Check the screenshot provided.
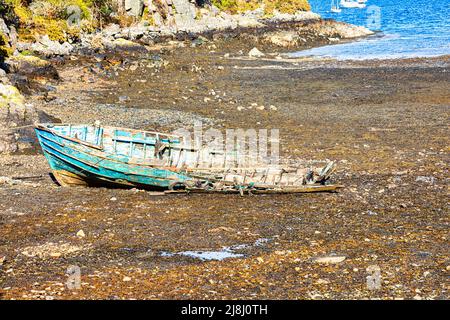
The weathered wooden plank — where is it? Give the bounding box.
[35,124,340,193]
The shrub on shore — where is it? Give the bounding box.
[4,0,115,42]
[211,0,311,15]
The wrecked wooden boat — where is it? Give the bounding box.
[34,124,341,194]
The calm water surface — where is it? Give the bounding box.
[291,0,450,60]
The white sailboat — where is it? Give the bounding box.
[340,0,366,8]
[331,0,342,13]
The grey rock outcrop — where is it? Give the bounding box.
[0,17,18,59]
[125,0,145,17]
[30,35,74,56]
[17,35,74,56]
[104,38,148,53]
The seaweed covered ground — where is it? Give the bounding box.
[0,40,448,299]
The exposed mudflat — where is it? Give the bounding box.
[0,40,449,299]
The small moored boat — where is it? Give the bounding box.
[331,0,342,13]
[340,0,366,8]
[35,124,341,194]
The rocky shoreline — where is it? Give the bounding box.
[0,7,373,154]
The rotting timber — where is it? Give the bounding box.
[35,124,340,194]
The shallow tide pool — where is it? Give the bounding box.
[160,238,271,261]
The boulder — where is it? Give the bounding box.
[0,84,39,154]
[121,25,149,40]
[236,16,264,28]
[172,0,197,19]
[105,38,148,53]
[313,20,374,39]
[6,54,59,81]
[102,23,121,38]
[263,31,300,47]
[27,35,74,56]
[0,18,13,61]
[248,47,265,58]
[0,19,8,36]
[0,83,24,106]
[125,0,144,17]
[267,10,321,23]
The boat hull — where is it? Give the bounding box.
[35,126,192,189]
[35,124,341,193]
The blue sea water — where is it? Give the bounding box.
[291,0,450,60]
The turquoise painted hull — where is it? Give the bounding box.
[35,124,340,193]
[35,124,193,189]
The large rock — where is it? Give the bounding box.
[263,31,301,47]
[102,23,121,38]
[172,0,197,19]
[248,47,265,58]
[0,84,38,154]
[0,18,14,61]
[310,20,374,39]
[267,10,321,23]
[0,19,8,36]
[125,0,144,17]
[104,38,148,53]
[171,0,199,31]
[24,35,74,56]
[6,54,59,81]
[328,21,374,38]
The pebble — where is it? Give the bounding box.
[76,229,86,238]
[123,276,131,282]
[415,176,435,184]
[110,197,117,201]
[313,255,346,264]
[49,252,62,258]
[316,279,330,285]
